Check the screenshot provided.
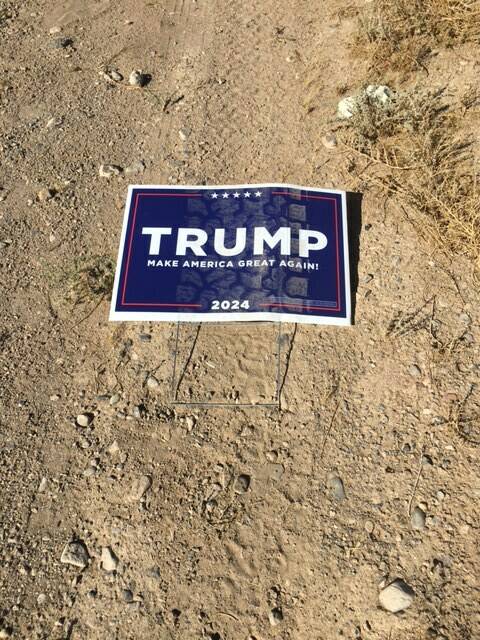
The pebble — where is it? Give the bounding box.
[131,474,152,500]
[37,593,47,606]
[379,579,414,613]
[37,187,55,202]
[234,474,251,494]
[108,69,123,82]
[327,474,346,500]
[139,333,151,342]
[50,36,73,49]
[125,160,146,175]
[146,375,159,390]
[178,128,189,141]
[60,540,89,568]
[321,132,337,149]
[99,164,123,178]
[76,413,93,427]
[49,26,62,34]
[109,393,121,406]
[408,364,422,377]
[0,629,11,639]
[122,588,133,603]
[459,313,471,325]
[411,506,426,530]
[129,70,148,87]
[101,546,119,572]
[38,477,48,493]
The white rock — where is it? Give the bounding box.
[125,160,146,175]
[379,579,414,613]
[49,26,62,34]
[99,164,122,178]
[337,95,358,119]
[60,541,89,568]
[109,69,123,82]
[131,475,152,500]
[178,128,189,141]
[129,70,147,87]
[101,546,119,572]
[365,84,392,105]
[38,477,48,493]
[146,376,159,390]
[76,413,93,427]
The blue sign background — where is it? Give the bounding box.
[110,184,351,325]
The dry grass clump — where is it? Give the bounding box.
[65,255,115,307]
[340,88,480,265]
[358,0,480,74]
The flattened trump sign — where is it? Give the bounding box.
[110,184,351,325]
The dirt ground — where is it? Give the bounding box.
[1,0,479,639]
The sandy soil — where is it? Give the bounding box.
[1,1,479,639]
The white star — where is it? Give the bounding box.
[233,192,240,198]
[211,192,218,199]
[254,190,262,197]
[244,191,251,198]
[222,192,229,199]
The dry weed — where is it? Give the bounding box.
[65,255,115,307]
[357,0,480,75]
[339,88,480,265]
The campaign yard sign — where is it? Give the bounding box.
[110,184,351,325]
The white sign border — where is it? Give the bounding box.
[109,183,351,326]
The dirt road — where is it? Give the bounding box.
[1,1,479,638]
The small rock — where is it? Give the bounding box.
[269,607,283,626]
[234,474,251,494]
[337,95,358,119]
[49,26,62,34]
[365,84,392,105]
[109,393,121,406]
[76,413,93,427]
[459,312,471,325]
[122,588,133,603]
[411,506,426,530]
[107,69,123,82]
[125,160,146,175]
[131,474,152,500]
[107,440,120,455]
[37,593,47,606]
[60,540,89,568]
[38,477,48,493]
[99,164,122,178]
[101,546,119,572]
[146,375,159,390]
[321,132,337,149]
[379,579,415,613]
[50,36,73,49]
[129,70,148,87]
[408,364,422,377]
[178,128,189,141]
[327,474,346,500]
[337,84,392,119]
[37,187,55,202]
[0,628,12,639]
[139,333,151,342]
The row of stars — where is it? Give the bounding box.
[210,190,263,199]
